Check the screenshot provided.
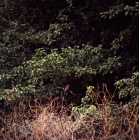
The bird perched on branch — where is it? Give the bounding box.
[57,84,76,95]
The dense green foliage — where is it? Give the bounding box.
[0,0,139,105]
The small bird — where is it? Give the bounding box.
[64,84,70,92]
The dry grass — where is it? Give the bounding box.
[0,93,139,140]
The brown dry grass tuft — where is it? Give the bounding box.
[0,92,139,140]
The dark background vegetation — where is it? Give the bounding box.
[0,0,139,108]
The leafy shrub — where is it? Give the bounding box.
[0,0,139,106]
[115,72,139,104]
